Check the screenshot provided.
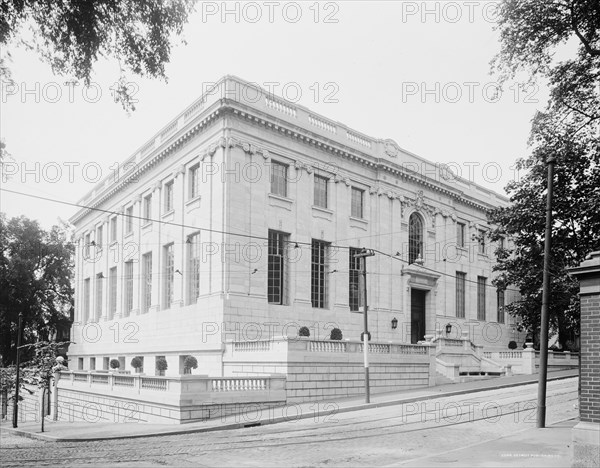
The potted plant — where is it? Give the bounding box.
[508,340,517,350]
[109,359,120,371]
[156,357,168,376]
[298,326,310,337]
[330,328,343,340]
[183,355,198,375]
[131,356,144,374]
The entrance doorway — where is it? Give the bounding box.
[411,289,426,344]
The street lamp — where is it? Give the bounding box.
[391,317,398,330]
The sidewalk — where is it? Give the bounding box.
[1,369,578,442]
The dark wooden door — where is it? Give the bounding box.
[411,289,426,344]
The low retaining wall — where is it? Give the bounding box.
[483,346,579,374]
[223,337,435,402]
[55,372,286,424]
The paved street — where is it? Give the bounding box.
[0,378,578,467]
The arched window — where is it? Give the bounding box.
[409,212,424,264]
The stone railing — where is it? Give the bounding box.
[482,345,579,374]
[58,371,286,407]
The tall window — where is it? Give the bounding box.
[477,276,487,320]
[314,175,328,208]
[457,222,466,248]
[108,267,117,319]
[409,213,424,264]
[142,252,153,313]
[478,229,486,254]
[311,240,329,308]
[187,233,201,304]
[95,273,103,321]
[84,233,91,258]
[110,217,117,243]
[96,225,103,252]
[268,230,288,304]
[499,236,505,250]
[271,161,288,197]
[497,289,505,323]
[125,206,133,234]
[189,164,200,199]
[143,194,152,223]
[83,278,90,322]
[163,243,174,309]
[349,247,363,311]
[124,261,134,315]
[351,187,364,218]
[456,272,466,318]
[164,180,174,212]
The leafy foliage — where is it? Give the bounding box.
[109,359,120,369]
[330,328,343,341]
[298,326,310,337]
[508,340,518,350]
[0,214,74,366]
[131,356,144,370]
[489,0,600,348]
[156,357,168,372]
[183,355,197,370]
[1,0,195,111]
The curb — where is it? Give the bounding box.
[2,371,578,442]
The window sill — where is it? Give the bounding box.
[349,216,368,230]
[162,209,175,218]
[124,231,134,239]
[312,205,333,220]
[268,193,294,211]
[141,221,152,229]
[186,196,201,206]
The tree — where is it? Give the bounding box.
[0,214,74,366]
[489,0,600,349]
[1,0,195,111]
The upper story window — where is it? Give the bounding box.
[351,187,364,218]
[478,229,486,254]
[268,230,289,305]
[314,175,328,209]
[477,276,487,320]
[189,164,200,199]
[270,161,288,197]
[164,180,174,212]
[110,216,117,243]
[96,225,103,252]
[311,239,329,309]
[187,232,201,305]
[456,222,466,248]
[408,212,424,264]
[125,206,133,234]
[349,247,363,312]
[84,233,91,258]
[143,194,152,223]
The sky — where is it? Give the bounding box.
[0,1,549,229]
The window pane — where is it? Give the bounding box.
[124,261,133,315]
[314,175,328,208]
[187,233,201,304]
[497,289,505,323]
[456,272,466,318]
[95,273,103,321]
[165,181,174,212]
[457,223,465,248]
[409,213,424,264]
[142,252,152,313]
[109,266,117,319]
[351,188,363,218]
[163,244,174,309]
[126,206,133,233]
[190,166,199,199]
[349,248,363,311]
[477,276,486,320]
[268,230,288,304]
[311,240,328,308]
[271,162,287,197]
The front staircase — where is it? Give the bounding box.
[432,333,509,384]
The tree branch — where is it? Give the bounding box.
[570,0,600,56]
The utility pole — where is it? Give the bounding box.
[12,312,23,428]
[355,248,375,404]
[537,155,556,428]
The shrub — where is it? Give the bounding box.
[156,357,168,372]
[330,328,343,340]
[131,356,144,371]
[109,359,120,369]
[298,326,310,337]
[565,340,580,353]
[183,355,198,372]
[360,331,371,342]
[508,340,517,350]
